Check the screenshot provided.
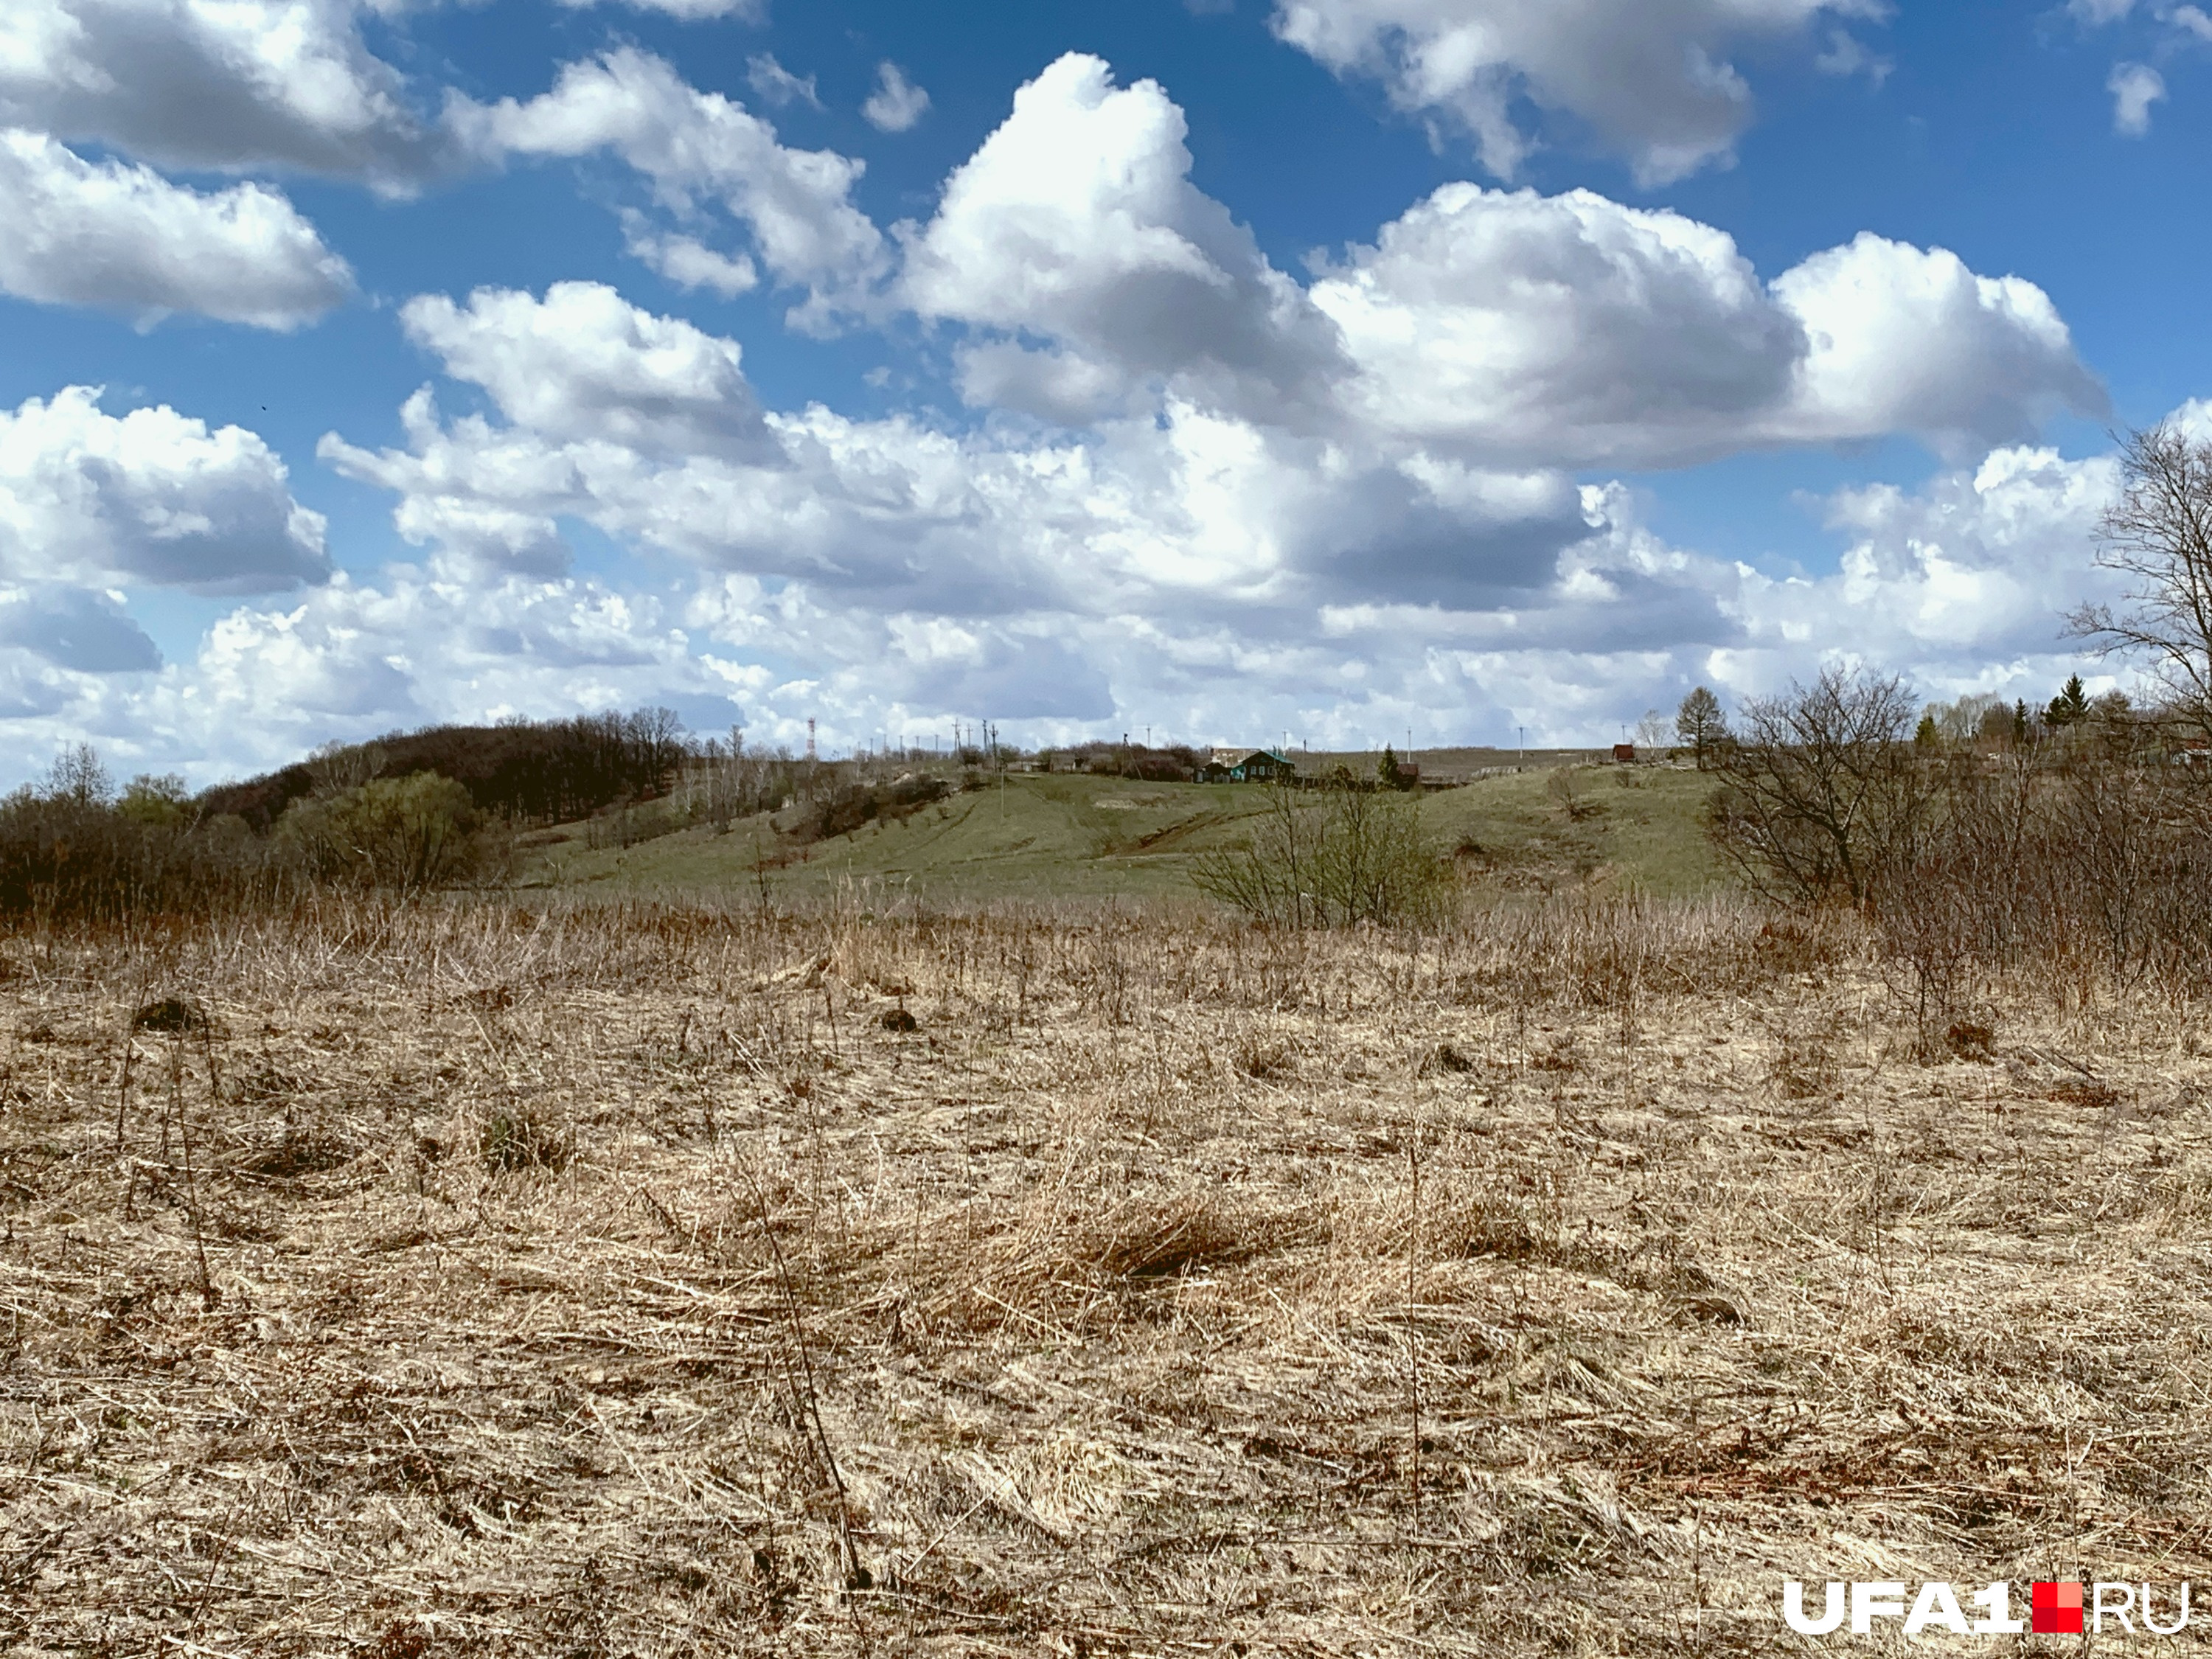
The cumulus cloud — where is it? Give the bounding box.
[451,48,889,327]
[0,386,331,594]
[862,62,931,133]
[1768,233,2105,453]
[0,38,2128,774]
[1268,0,1887,183]
[900,55,1349,425]
[894,62,2095,462]
[398,282,771,459]
[0,128,350,326]
[2108,60,2166,133]
[0,0,446,186]
[1312,184,1801,466]
[320,278,1593,633]
[1310,188,2101,466]
[1707,444,2126,701]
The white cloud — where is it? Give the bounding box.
[862,62,930,133]
[398,282,771,460]
[0,386,330,594]
[1767,234,2104,455]
[900,55,1347,425]
[1312,184,1800,466]
[2108,60,2166,133]
[1268,0,1887,184]
[288,261,2146,767]
[624,222,760,296]
[1703,444,2126,703]
[1312,189,2102,466]
[13,414,2144,777]
[746,53,821,111]
[321,282,1586,624]
[894,61,2094,462]
[451,48,889,329]
[0,128,349,326]
[0,0,445,186]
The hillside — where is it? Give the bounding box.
[526,762,1728,904]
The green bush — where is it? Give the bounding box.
[279,772,498,892]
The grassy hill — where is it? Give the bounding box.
[525,761,1728,905]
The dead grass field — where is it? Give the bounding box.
[3,896,2211,1655]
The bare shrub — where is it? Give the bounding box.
[1193,778,1448,927]
[1862,731,2212,1006]
[1708,665,1931,906]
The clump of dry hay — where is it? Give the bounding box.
[0,891,2208,1655]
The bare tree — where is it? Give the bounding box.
[1707,667,1928,905]
[2070,422,2212,742]
[1673,687,1728,769]
[305,739,388,799]
[45,743,112,807]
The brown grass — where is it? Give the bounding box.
[2,894,2211,1654]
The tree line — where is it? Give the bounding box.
[200,709,690,831]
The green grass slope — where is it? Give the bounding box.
[526,763,1728,905]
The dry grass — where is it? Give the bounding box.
[3,894,2211,1654]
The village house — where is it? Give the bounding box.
[1202,748,1298,784]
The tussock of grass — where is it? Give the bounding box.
[1,892,2208,1653]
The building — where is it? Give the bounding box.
[1203,748,1297,783]
[1613,742,1636,764]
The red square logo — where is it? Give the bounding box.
[2032,1582,2084,1635]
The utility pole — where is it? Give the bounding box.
[806,717,816,762]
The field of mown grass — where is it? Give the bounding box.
[530,763,1728,905]
[4,895,2209,1654]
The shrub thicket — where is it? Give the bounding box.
[1192,777,1447,928]
[277,772,502,893]
[1705,669,2212,1036]
[0,748,271,923]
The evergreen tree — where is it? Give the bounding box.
[1674,686,1729,770]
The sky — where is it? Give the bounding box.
[1,0,2208,783]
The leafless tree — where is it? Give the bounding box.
[2070,422,2212,742]
[1707,667,1928,905]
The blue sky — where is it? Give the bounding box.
[0,0,2205,780]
